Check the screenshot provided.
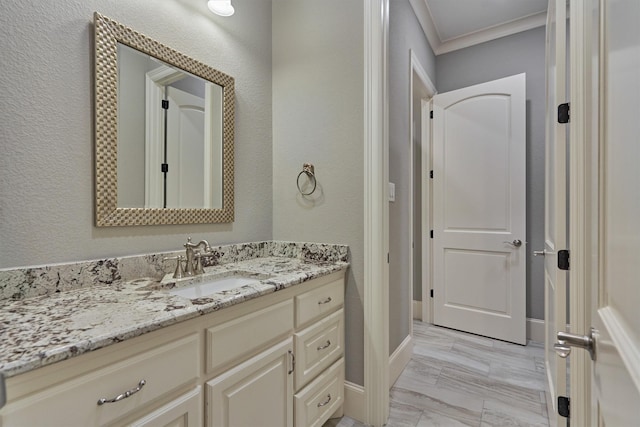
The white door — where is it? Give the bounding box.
[432,73,527,345]
[207,338,294,427]
[543,0,569,424]
[166,86,206,209]
[578,0,640,424]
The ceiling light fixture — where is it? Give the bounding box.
[208,0,235,17]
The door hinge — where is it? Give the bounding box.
[558,249,570,270]
[558,103,570,123]
[430,230,434,239]
[430,110,433,119]
[558,396,570,418]
[387,253,390,263]
[161,163,169,173]
[430,289,434,298]
[161,99,169,110]
[430,170,433,179]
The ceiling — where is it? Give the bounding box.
[409,0,548,55]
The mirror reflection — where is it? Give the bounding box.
[117,43,223,209]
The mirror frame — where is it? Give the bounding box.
[94,12,234,226]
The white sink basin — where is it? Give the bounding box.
[168,275,260,299]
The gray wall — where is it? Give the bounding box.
[388,0,437,354]
[0,0,273,268]
[272,1,365,385]
[436,26,547,320]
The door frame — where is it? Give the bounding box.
[363,0,390,425]
[567,0,597,424]
[408,49,436,325]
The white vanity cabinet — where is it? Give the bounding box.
[0,270,345,427]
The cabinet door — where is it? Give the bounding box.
[206,338,293,427]
[130,386,202,427]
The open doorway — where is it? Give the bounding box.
[409,50,436,325]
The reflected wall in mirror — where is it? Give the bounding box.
[94,12,234,226]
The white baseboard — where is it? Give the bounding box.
[527,317,545,343]
[343,381,365,423]
[412,300,422,320]
[389,334,413,386]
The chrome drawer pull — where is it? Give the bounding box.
[317,340,331,351]
[317,394,332,408]
[97,379,146,405]
[318,297,332,305]
[288,350,295,375]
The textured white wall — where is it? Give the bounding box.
[0,0,273,268]
[272,1,365,385]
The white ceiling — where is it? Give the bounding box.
[409,0,548,55]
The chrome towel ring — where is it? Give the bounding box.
[297,163,317,195]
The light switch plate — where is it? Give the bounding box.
[388,182,395,202]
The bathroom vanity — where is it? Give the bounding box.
[0,242,348,427]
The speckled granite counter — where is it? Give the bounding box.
[0,242,349,379]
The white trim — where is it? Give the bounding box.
[408,0,546,55]
[412,300,422,320]
[343,381,366,423]
[569,1,596,424]
[408,0,441,55]
[526,318,545,343]
[389,335,413,386]
[363,0,390,425]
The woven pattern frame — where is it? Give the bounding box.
[94,12,234,226]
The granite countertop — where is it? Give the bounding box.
[0,256,348,379]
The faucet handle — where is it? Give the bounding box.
[163,255,185,279]
[193,253,204,275]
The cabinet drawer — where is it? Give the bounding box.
[1,334,199,427]
[295,278,344,328]
[294,309,344,391]
[206,299,293,373]
[294,358,344,427]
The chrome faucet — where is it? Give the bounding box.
[183,237,212,276]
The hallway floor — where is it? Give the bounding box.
[324,321,549,426]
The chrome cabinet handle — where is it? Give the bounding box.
[503,239,522,247]
[533,250,546,257]
[317,340,331,351]
[288,350,295,375]
[317,394,332,408]
[97,380,146,405]
[318,297,332,305]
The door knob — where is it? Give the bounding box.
[503,239,523,247]
[533,250,546,257]
[554,328,597,361]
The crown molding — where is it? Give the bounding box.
[409,0,547,55]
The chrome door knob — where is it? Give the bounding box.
[503,239,523,247]
[533,250,546,256]
[554,328,597,361]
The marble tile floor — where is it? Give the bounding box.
[324,321,548,427]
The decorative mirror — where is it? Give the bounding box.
[94,12,234,226]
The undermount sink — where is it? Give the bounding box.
[167,274,262,299]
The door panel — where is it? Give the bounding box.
[432,73,526,345]
[593,0,640,423]
[544,1,568,424]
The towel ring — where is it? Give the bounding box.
[297,163,317,196]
